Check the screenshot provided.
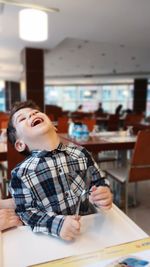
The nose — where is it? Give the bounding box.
[28,110,37,118]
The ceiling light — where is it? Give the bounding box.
[19,8,48,42]
[84,90,91,96]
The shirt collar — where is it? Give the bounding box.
[31,142,67,157]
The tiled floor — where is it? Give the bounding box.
[127,181,150,235]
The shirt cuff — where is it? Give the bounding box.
[49,215,65,237]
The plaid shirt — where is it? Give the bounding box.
[9,143,109,237]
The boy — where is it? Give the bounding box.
[7,100,112,241]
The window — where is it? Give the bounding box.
[146,84,150,116]
[45,83,134,113]
[0,81,5,111]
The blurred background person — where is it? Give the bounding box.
[95,102,104,116]
[115,104,123,116]
[77,104,84,112]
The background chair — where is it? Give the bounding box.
[132,124,150,135]
[47,113,54,122]
[107,114,120,131]
[124,113,144,129]
[45,105,63,121]
[82,118,96,132]
[0,112,9,129]
[0,181,4,198]
[95,114,120,167]
[57,117,69,133]
[0,129,7,198]
[105,130,150,213]
[3,140,25,198]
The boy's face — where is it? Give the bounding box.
[12,107,54,152]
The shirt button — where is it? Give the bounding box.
[65,192,69,198]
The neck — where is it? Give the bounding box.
[30,130,60,151]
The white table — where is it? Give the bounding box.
[1,205,148,267]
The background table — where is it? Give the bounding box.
[60,131,136,154]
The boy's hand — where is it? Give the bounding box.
[0,198,16,209]
[60,215,81,241]
[89,186,112,210]
[0,209,23,231]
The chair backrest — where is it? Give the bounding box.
[124,113,144,128]
[45,105,62,121]
[107,114,119,131]
[129,130,150,182]
[57,117,69,133]
[7,140,25,179]
[48,113,54,121]
[82,118,96,132]
[0,118,9,129]
[132,124,150,135]
[0,113,9,129]
[70,112,93,122]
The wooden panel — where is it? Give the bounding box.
[21,48,44,112]
[5,81,21,111]
[133,79,148,113]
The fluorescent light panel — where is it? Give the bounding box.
[19,8,48,42]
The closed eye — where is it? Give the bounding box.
[19,117,26,122]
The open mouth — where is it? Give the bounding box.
[31,118,43,127]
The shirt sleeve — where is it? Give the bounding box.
[9,172,65,238]
[82,147,110,188]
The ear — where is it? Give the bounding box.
[15,139,26,152]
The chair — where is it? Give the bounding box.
[3,140,25,198]
[124,113,144,129]
[105,130,150,213]
[0,161,7,197]
[0,112,9,129]
[0,128,8,198]
[95,114,120,166]
[57,117,69,133]
[0,118,9,129]
[70,112,93,122]
[107,114,119,131]
[45,105,63,121]
[0,180,4,198]
[132,124,150,135]
[48,113,54,122]
[82,118,96,132]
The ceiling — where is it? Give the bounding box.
[1,0,150,83]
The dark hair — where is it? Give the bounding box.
[7,100,40,153]
[78,105,82,108]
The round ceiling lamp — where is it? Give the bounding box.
[19,8,48,42]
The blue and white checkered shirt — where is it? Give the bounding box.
[9,143,109,237]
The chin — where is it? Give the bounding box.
[41,123,53,133]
